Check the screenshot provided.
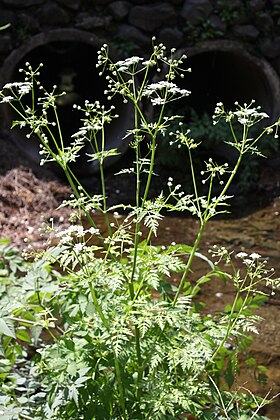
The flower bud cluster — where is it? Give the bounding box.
[201,159,229,185]
[170,128,200,150]
[209,244,233,265]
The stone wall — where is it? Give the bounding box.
[0,0,280,73]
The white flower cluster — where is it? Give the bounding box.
[114,56,144,72]
[142,81,190,106]
[0,95,13,103]
[213,100,269,127]
[233,101,269,126]
[56,224,100,248]
[3,81,32,96]
[235,251,280,294]
[96,44,109,72]
[235,251,263,267]
[0,81,32,103]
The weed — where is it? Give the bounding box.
[0,39,279,419]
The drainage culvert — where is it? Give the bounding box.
[155,40,280,195]
[162,41,280,158]
[180,40,280,122]
[0,29,133,177]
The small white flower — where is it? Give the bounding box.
[73,243,84,254]
[244,258,253,265]
[76,225,85,237]
[88,227,100,235]
[236,252,248,259]
[115,56,144,71]
[238,117,249,125]
[60,234,72,244]
[250,252,261,259]
[0,95,14,103]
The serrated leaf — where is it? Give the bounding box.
[75,376,89,386]
[0,318,15,338]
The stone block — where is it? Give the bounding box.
[158,27,184,48]
[129,3,177,32]
[37,3,70,26]
[180,0,212,25]
[248,0,265,11]
[107,1,131,21]
[75,14,112,30]
[232,24,259,40]
[118,23,150,48]
[259,36,280,58]
[1,0,43,6]
[55,0,81,10]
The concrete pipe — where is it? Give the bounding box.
[0,29,133,176]
[160,40,280,170]
[175,39,280,127]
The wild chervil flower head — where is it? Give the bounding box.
[114,56,144,72]
[142,81,190,106]
[2,81,32,98]
[213,100,269,128]
[233,101,269,126]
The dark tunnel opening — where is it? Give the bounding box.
[167,45,280,158]
[174,48,280,121]
[154,43,280,194]
[0,30,133,177]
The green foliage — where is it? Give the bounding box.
[0,39,280,418]
[215,0,244,25]
[184,20,224,43]
[111,36,136,58]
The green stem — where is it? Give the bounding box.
[208,151,244,220]
[19,414,34,420]
[94,120,112,236]
[114,354,126,416]
[179,151,243,306]
[208,375,230,420]
[99,153,112,237]
[89,281,126,414]
[129,77,142,293]
[53,106,64,151]
[142,135,156,203]
[173,221,206,305]
[211,275,251,360]
[188,147,202,221]
[88,283,110,330]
